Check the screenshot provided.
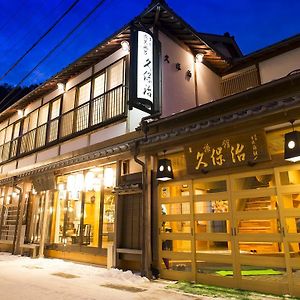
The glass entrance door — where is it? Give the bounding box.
[276,165,300,297]
[158,177,236,286]
[193,176,236,288]
[158,180,195,281]
[158,168,300,296]
[230,169,288,295]
[29,192,45,243]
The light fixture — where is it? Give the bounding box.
[75,173,85,191]
[104,167,115,188]
[121,40,130,52]
[284,121,300,162]
[17,109,24,118]
[156,152,174,181]
[196,53,204,63]
[85,171,95,191]
[67,175,76,192]
[6,195,11,204]
[57,82,66,92]
[57,183,65,191]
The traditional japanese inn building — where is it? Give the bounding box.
[0,0,300,296]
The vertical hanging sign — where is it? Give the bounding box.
[137,31,153,105]
[129,27,161,114]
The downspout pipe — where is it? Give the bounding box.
[12,182,22,255]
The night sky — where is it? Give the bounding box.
[0,0,299,86]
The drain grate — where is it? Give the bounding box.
[101,284,147,293]
[51,272,80,279]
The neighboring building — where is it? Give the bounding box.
[0,0,300,296]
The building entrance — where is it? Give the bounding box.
[158,166,300,296]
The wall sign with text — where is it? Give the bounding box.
[184,130,270,174]
[129,27,161,114]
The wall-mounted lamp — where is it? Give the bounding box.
[17,109,24,118]
[284,121,300,162]
[57,82,66,92]
[196,53,204,63]
[156,153,174,181]
[121,40,130,52]
[104,167,115,188]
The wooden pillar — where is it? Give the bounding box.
[143,154,152,278]
[39,190,50,257]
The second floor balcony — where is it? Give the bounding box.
[0,84,127,164]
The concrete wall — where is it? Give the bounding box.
[259,47,300,84]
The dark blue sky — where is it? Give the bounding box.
[0,0,299,86]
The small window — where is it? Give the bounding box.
[28,110,38,131]
[51,98,61,119]
[13,122,20,139]
[106,60,124,90]
[78,81,91,106]
[38,104,49,126]
[0,129,5,144]
[4,125,13,143]
[93,73,105,98]
[62,88,76,113]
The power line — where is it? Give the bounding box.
[0,0,108,111]
[0,0,81,82]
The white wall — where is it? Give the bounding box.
[94,48,127,74]
[159,31,196,117]
[259,47,300,84]
[43,89,62,104]
[66,68,92,91]
[24,99,42,116]
[90,122,127,145]
[196,62,221,105]
[127,108,148,133]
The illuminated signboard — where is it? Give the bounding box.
[184,130,270,174]
[129,27,161,114]
[137,31,153,103]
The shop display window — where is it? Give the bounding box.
[53,164,116,248]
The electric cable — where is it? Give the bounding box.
[0,0,81,82]
[0,0,108,111]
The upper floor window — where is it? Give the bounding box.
[48,97,61,143]
[78,81,91,106]
[0,57,127,163]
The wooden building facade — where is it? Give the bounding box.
[0,0,300,296]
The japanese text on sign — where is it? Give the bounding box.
[184,131,270,174]
[137,31,153,103]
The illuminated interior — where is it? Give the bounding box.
[158,152,300,288]
[52,164,116,248]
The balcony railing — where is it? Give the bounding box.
[0,85,127,163]
[221,67,260,97]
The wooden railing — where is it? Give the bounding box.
[0,85,127,163]
[221,67,260,97]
